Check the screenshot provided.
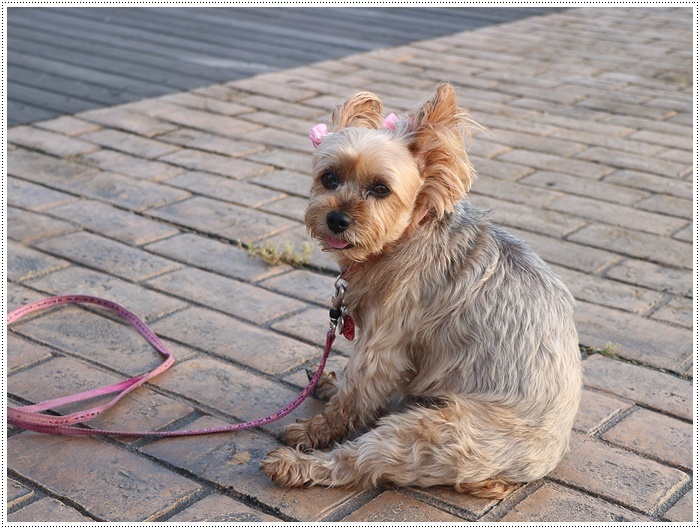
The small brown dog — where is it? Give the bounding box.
[261,83,581,498]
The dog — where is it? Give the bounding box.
[261,83,581,498]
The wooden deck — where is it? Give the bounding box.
[8,7,567,125]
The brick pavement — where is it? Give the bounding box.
[6,7,694,522]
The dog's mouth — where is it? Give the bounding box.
[326,236,354,250]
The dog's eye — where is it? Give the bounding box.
[321,172,340,190]
[369,183,391,198]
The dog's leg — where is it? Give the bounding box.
[306,365,340,401]
[283,336,409,450]
[263,399,520,498]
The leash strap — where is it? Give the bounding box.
[7,295,333,437]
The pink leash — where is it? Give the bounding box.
[7,295,336,437]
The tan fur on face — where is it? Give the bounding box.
[262,83,582,499]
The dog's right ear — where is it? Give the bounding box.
[332,92,384,129]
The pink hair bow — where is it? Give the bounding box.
[309,123,328,148]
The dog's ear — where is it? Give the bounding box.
[332,91,384,129]
[408,83,476,219]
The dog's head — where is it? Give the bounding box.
[305,83,475,266]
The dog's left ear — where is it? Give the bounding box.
[332,91,384,130]
[407,83,476,219]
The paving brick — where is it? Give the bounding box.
[8,207,77,244]
[519,171,650,206]
[486,127,586,157]
[9,498,93,522]
[7,177,78,211]
[658,147,692,165]
[35,231,182,282]
[7,282,46,312]
[45,199,180,246]
[7,478,34,507]
[629,129,692,151]
[550,432,689,514]
[259,269,336,306]
[8,240,70,282]
[472,195,585,238]
[662,490,693,522]
[573,389,633,433]
[155,128,266,157]
[471,177,562,208]
[152,306,318,375]
[259,196,308,222]
[341,491,464,522]
[500,483,649,522]
[471,155,535,181]
[650,295,692,328]
[539,113,635,138]
[246,148,311,174]
[158,92,254,116]
[549,128,667,157]
[238,127,312,153]
[7,333,53,373]
[8,433,201,521]
[77,106,179,137]
[582,354,691,420]
[238,110,315,135]
[79,129,179,159]
[602,408,692,470]
[635,194,691,220]
[673,223,692,243]
[142,416,355,521]
[498,149,612,179]
[25,266,186,322]
[554,266,662,314]
[159,148,274,179]
[575,98,675,120]
[158,108,262,137]
[166,494,281,522]
[575,147,688,178]
[57,171,191,211]
[146,196,299,243]
[146,267,306,325]
[165,171,285,207]
[575,300,690,372]
[148,357,324,434]
[468,138,512,159]
[11,305,195,376]
[567,223,691,270]
[231,76,318,102]
[9,126,100,157]
[408,487,498,520]
[604,258,691,297]
[547,194,687,236]
[35,115,101,136]
[282,353,350,389]
[80,149,185,181]
[144,232,290,282]
[9,147,98,183]
[249,169,312,197]
[604,169,692,198]
[238,94,325,119]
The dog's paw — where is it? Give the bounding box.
[282,414,342,451]
[306,366,339,401]
[260,447,308,488]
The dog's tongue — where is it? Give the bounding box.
[327,237,350,249]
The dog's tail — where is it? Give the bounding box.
[454,478,520,499]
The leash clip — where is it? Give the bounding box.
[330,275,349,335]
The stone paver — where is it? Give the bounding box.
[7,7,693,523]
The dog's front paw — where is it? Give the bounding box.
[260,447,309,488]
[283,414,343,451]
[306,365,340,401]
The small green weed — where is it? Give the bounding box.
[249,241,315,267]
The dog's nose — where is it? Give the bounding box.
[326,211,352,233]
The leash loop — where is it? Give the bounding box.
[7,294,334,437]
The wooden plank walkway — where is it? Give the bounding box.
[8,6,566,125]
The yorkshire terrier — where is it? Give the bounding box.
[261,83,581,498]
